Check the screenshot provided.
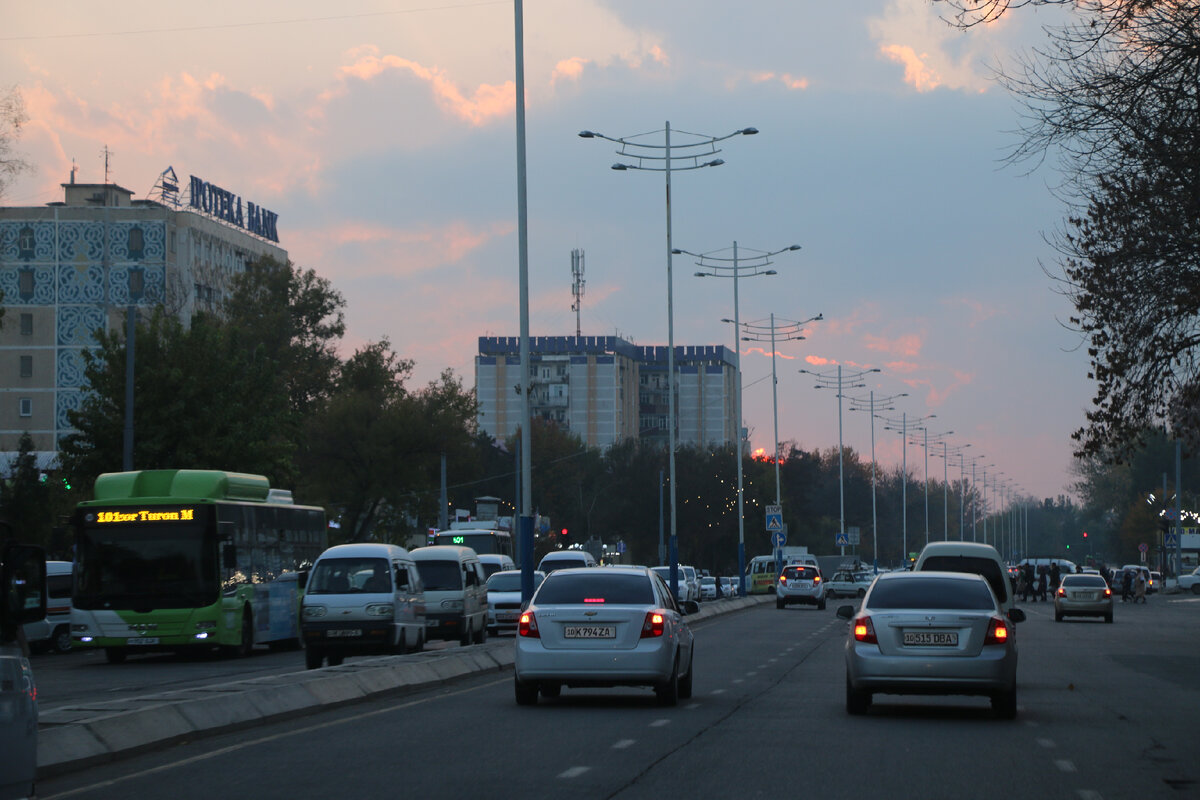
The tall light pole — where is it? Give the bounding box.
[908,428,953,547]
[680,242,799,596]
[580,123,758,598]
[741,313,821,573]
[848,390,906,571]
[800,365,881,558]
[933,443,970,541]
[882,413,935,566]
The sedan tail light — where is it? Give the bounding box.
[1057,587,1066,597]
[641,610,665,638]
[518,611,539,638]
[985,617,1009,645]
[1103,587,1112,598]
[853,615,877,644]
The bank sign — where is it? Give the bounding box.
[188,174,280,243]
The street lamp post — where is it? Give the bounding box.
[740,314,821,573]
[908,429,953,547]
[680,242,799,596]
[933,443,970,541]
[800,366,881,558]
[580,122,757,599]
[882,413,935,566]
[848,390,907,571]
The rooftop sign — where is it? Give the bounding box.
[186,174,280,243]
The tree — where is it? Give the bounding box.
[934,1,1200,460]
[0,86,31,200]
[0,433,62,548]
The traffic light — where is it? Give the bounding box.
[1066,543,1071,550]
[1082,531,1088,539]
[560,527,569,541]
[62,476,71,491]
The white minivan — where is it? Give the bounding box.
[537,549,598,574]
[478,553,516,579]
[21,560,73,654]
[410,546,489,646]
[301,543,426,669]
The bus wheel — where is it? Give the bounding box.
[52,625,72,654]
[105,647,127,664]
[227,609,254,658]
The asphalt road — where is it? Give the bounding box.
[34,594,1200,800]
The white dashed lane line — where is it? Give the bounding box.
[1036,738,1056,749]
[1055,760,1077,773]
[559,767,591,779]
[650,719,670,728]
[612,739,635,750]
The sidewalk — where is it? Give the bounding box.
[38,593,772,777]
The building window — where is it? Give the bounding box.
[17,226,35,260]
[19,313,32,336]
[19,355,33,378]
[18,398,32,417]
[18,269,34,299]
[169,230,176,253]
[129,268,145,300]
[127,226,145,260]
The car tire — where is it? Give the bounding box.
[1192,584,1200,595]
[328,653,345,667]
[305,648,324,670]
[1104,612,1113,624]
[846,675,870,715]
[655,654,681,707]
[776,597,785,609]
[477,621,487,644]
[540,682,561,699]
[818,598,827,611]
[678,650,694,700]
[992,686,1018,720]
[515,677,539,706]
[51,624,72,654]
[460,621,472,647]
[104,647,127,664]
[1054,610,1062,622]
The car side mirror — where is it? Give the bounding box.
[836,605,855,620]
[1007,608,1026,624]
[680,600,700,615]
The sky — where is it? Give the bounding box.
[2,0,1091,504]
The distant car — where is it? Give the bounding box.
[513,567,697,706]
[825,569,874,599]
[837,570,1025,719]
[915,541,1015,617]
[486,569,544,635]
[1178,566,1200,595]
[1148,571,1162,594]
[650,566,689,604]
[681,566,701,602]
[1054,573,1113,623]
[719,576,734,597]
[700,576,718,600]
[776,564,826,610]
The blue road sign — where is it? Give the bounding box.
[835,532,850,547]
[766,504,783,532]
[771,531,787,548]
[1165,532,1179,547]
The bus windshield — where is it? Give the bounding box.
[432,531,511,556]
[74,523,218,611]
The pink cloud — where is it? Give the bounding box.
[863,332,924,357]
[750,71,810,91]
[338,54,514,126]
[743,347,798,361]
[886,360,920,374]
[879,44,941,92]
[552,57,590,85]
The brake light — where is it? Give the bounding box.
[985,617,1009,645]
[813,575,821,584]
[641,611,665,638]
[518,611,539,638]
[1103,588,1111,598]
[1057,586,1066,597]
[778,575,788,586]
[853,615,877,644]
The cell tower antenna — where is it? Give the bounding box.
[570,248,586,338]
[102,145,112,183]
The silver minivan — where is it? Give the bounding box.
[411,546,489,646]
[301,543,426,669]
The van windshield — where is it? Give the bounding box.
[415,560,463,591]
[308,558,391,594]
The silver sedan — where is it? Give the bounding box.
[1054,573,1113,622]
[837,570,1026,719]
[514,567,696,706]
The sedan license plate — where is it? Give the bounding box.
[497,613,518,622]
[326,629,362,638]
[127,637,159,645]
[903,631,958,647]
[564,625,615,639]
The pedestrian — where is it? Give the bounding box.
[1038,565,1049,601]
[1050,561,1061,595]
[1135,571,1147,603]
[1023,563,1035,602]
[1121,569,1133,603]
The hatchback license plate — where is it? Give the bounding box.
[326,629,362,638]
[127,637,159,645]
[564,625,615,639]
[903,631,957,646]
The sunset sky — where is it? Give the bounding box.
[3,1,1090,505]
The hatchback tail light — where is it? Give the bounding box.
[813,575,821,584]
[518,611,539,638]
[778,575,788,586]
[853,615,877,644]
[1057,586,1066,597]
[985,617,1009,645]
[1103,587,1112,598]
[641,611,665,638]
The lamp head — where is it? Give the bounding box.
[694,272,706,277]
[611,163,628,171]
[764,269,777,275]
[707,158,725,167]
[578,130,597,138]
[741,127,759,135]
[787,244,801,251]
[671,248,683,255]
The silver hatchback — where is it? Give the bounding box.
[776,564,826,610]
[837,570,1025,719]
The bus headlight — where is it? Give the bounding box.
[366,603,394,618]
[441,599,463,611]
[302,605,327,619]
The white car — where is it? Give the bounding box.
[700,576,718,600]
[650,567,689,604]
[825,570,875,599]
[681,566,701,602]
[1178,566,1200,595]
[486,569,544,635]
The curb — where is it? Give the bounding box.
[38,593,771,777]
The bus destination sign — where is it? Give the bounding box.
[95,508,196,524]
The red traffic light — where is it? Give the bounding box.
[561,528,569,539]
[1082,531,1088,539]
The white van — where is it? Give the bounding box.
[301,544,426,669]
[537,549,598,574]
[915,541,1019,617]
[410,546,489,646]
[22,560,73,653]
[478,553,516,580]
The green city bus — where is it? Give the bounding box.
[70,469,326,663]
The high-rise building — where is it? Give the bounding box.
[0,170,286,468]
[475,335,737,450]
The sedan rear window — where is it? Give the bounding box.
[534,573,655,605]
[868,577,997,610]
[1061,575,1108,588]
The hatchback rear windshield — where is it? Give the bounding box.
[534,573,654,605]
[919,555,1008,603]
[414,560,462,591]
[868,577,996,610]
[1062,575,1108,588]
[783,566,818,579]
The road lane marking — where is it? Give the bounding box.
[1076,791,1104,799]
[559,767,590,779]
[732,679,744,684]
[747,671,758,676]
[650,719,671,727]
[1036,738,1056,748]
[612,739,636,749]
[1055,760,1077,773]
[711,689,726,695]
